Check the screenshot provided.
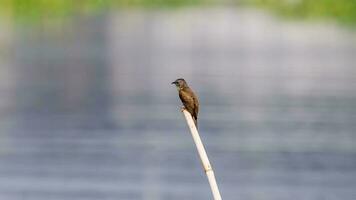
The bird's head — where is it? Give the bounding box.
[171,78,187,90]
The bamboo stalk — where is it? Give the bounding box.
[181,108,222,200]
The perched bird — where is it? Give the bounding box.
[172,78,199,127]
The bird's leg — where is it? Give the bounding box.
[180,106,186,112]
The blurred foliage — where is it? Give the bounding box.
[0,0,211,23]
[244,0,356,25]
[1,0,356,26]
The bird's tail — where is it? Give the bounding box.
[193,117,198,129]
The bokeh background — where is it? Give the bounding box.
[0,0,356,199]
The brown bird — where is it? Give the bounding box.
[172,78,199,127]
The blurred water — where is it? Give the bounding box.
[0,7,356,200]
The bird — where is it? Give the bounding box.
[171,78,199,127]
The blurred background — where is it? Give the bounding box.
[0,0,356,199]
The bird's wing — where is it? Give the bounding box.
[179,88,199,121]
[179,91,193,109]
[179,91,193,107]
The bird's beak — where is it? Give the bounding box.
[171,81,178,85]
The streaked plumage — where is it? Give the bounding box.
[172,78,199,127]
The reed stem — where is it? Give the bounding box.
[181,109,222,200]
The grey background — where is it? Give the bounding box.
[0,7,356,200]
